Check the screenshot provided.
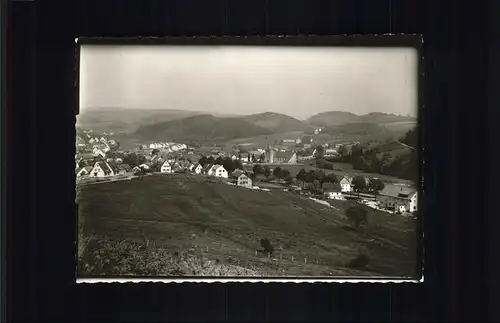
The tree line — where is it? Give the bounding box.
[315,129,418,182]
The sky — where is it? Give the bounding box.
[79,45,418,120]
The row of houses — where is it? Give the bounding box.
[322,175,418,213]
[147,142,187,151]
[77,159,255,190]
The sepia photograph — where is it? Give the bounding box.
[75,38,422,281]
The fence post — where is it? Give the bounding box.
[268,253,270,258]
[291,255,294,262]
[255,250,257,256]
[304,257,307,264]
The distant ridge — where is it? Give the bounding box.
[239,112,311,133]
[134,114,272,142]
[306,111,416,127]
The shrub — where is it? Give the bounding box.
[345,207,368,229]
[260,238,274,255]
[347,254,370,270]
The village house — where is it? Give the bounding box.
[76,166,93,178]
[377,185,418,213]
[160,160,173,173]
[89,162,115,178]
[239,152,250,163]
[340,176,353,192]
[139,163,150,171]
[201,164,213,175]
[131,166,142,174]
[273,151,297,164]
[230,170,253,188]
[322,182,343,200]
[208,165,228,178]
[92,147,106,158]
[193,163,203,174]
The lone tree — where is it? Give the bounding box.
[345,206,368,229]
[296,169,307,188]
[260,238,274,255]
[314,145,325,158]
[283,169,293,185]
[352,176,367,198]
[273,167,284,181]
[264,166,272,179]
[253,164,263,176]
[368,178,385,196]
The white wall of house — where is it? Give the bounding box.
[237,175,252,188]
[89,165,109,178]
[325,192,343,200]
[161,162,173,173]
[194,165,202,174]
[340,181,352,192]
[409,192,418,212]
[215,167,228,178]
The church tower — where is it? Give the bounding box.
[265,137,274,163]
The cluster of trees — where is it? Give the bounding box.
[349,176,385,196]
[252,165,293,184]
[294,169,338,194]
[198,156,243,174]
[319,129,418,182]
[122,153,147,168]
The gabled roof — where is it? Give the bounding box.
[94,162,113,175]
[202,164,213,172]
[274,151,295,160]
[231,169,245,178]
[379,184,417,199]
[340,176,352,184]
[323,182,342,192]
[210,164,223,172]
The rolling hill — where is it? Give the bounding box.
[76,107,237,134]
[307,111,416,127]
[239,112,311,133]
[77,174,419,277]
[134,114,273,142]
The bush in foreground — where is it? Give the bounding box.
[347,254,371,270]
[345,206,368,229]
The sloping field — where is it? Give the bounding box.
[77,174,420,278]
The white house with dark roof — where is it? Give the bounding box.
[323,182,343,200]
[377,184,418,213]
[76,166,93,178]
[193,163,203,174]
[208,164,228,178]
[160,160,173,173]
[231,172,253,188]
[340,176,353,192]
[89,162,115,178]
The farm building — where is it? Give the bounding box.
[230,170,253,188]
[322,182,343,200]
[377,184,418,213]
